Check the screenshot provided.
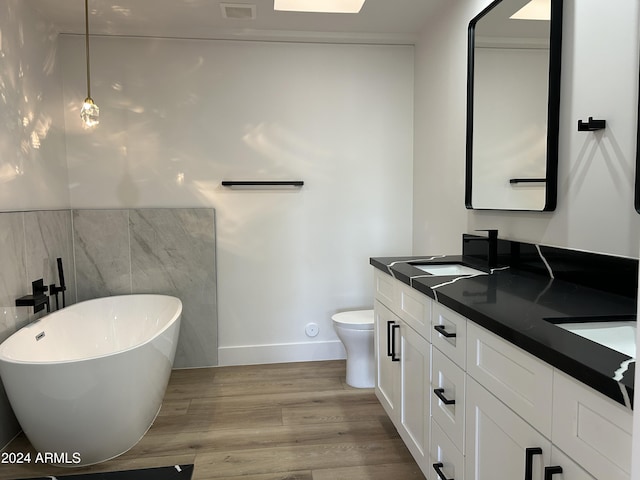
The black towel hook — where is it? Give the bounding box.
[577,117,606,131]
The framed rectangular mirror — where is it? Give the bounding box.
[465,0,563,211]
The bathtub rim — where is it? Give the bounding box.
[0,294,182,366]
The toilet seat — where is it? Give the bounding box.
[332,310,374,331]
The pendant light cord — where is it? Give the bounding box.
[85,0,91,98]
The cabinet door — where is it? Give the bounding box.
[546,447,596,480]
[465,376,551,480]
[374,301,400,423]
[552,370,632,480]
[399,321,431,475]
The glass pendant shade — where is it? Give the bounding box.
[81,97,99,128]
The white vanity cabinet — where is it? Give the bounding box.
[372,268,632,480]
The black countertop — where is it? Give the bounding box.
[370,254,636,409]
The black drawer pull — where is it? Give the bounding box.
[525,447,543,480]
[391,324,400,361]
[433,462,453,480]
[386,321,395,358]
[434,388,455,405]
[544,466,563,480]
[434,324,456,338]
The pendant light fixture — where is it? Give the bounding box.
[80,0,99,128]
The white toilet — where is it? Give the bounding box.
[332,309,375,388]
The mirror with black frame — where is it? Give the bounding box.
[465,0,563,211]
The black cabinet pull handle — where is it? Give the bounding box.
[525,447,543,480]
[434,388,455,405]
[391,324,400,361]
[433,462,453,480]
[386,321,395,358]
[434,324,456,338]
[544,466,563,480]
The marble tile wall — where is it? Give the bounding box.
[0,207,217,449]
[73,208,218,368]
[0,209,76,449]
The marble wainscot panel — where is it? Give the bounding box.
[0,212,28,448]
[0,209,76,448]
[0,213,29,341]
[130,209,217,367]
[73,209,132,301]
[72,208,218,368]
[24,210,77,308]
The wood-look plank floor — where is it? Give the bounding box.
[0,360,425,480]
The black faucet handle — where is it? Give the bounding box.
[15,279,50,314]
[32,278,48,295]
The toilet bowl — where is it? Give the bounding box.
[332,309,375,388]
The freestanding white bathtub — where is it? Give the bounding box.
[0,294,182,466]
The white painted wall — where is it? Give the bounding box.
[0,0,69,211]
[414,0,640,259]
[59,36,414,364]
[413,1,482,255]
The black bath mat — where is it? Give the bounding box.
[21,464,194,480]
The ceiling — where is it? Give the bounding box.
[25,0,448,44]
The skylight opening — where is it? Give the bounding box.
[274,0,366,14]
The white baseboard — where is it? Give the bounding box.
[218,340,346,366]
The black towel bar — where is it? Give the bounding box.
[509,178,547,184]
[221,180,304,187]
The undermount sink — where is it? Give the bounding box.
[547,315,637,358]
[411,263,488,277]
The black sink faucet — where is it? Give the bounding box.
[464,229,498,268]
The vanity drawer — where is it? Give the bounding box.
[552,370,632,480]
[431,347,465,453]
[430,418,464,480]
[466,322,553,438]
[432,302,467,369]
[397,281,432,341]
[373,269,396,310]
